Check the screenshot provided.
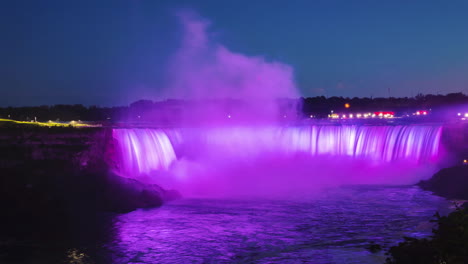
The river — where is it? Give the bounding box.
[102,185,449,264]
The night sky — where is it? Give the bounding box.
[2,0,468,106]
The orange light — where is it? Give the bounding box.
[344,103,350,108]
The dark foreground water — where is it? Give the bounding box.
[105,185,449,264]
[0,185,451,264]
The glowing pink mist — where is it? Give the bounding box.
[164,10,298,123]
[111,125,444,197]
[111,11,445,197]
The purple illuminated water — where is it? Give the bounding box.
[111,125,443,196]
[105,185,450,264]
[101,124,449,263]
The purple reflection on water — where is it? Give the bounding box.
[104,125,448,263]
[106,185,450,264]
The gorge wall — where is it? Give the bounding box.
[0,126,177,242]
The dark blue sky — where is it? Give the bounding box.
[2,0,468,106]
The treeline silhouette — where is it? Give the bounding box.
[1,93,467,122]
[301,92,468,117]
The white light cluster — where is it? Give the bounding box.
[328,112,391,119]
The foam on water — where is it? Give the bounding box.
[111,125,443,194]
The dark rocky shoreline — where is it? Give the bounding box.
[0,126,176,263]
[384,165,468,263]
[418,165,468,201]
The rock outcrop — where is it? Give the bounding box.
[0,126,175,239]
[418,165,468,200]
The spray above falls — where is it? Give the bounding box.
[164,10,299,123]
[111,11,446,196]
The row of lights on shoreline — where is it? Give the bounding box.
[329,112,395,119]
[329,103,396,119]
[328,103,436,119]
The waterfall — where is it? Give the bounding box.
[112,125,442,177]
[112,129,178,176]
[280,125,442,162]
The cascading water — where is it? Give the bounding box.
[279,125,442,162]
[112,125,442,178]
[112,129,178,177]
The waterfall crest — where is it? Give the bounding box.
[112,125,442,178]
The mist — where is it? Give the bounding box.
[163,10,299,124]
[112,124,445,198]
[109,10,448,198]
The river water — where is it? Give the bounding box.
[102,185,449,264]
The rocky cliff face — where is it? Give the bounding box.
[0,126,106,167]
[0,126,177,241]
[418,165,468,200]
[441,123,468,161]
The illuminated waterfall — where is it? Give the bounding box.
[279,125,442,162]
[112,129,178,176]
[112,125,442,177]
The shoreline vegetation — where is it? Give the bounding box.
[384,165,468,263]
[384,203,468,264]
[0,93,467,123]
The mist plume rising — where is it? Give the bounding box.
[109,11,447,198]
[164,10,299,123]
